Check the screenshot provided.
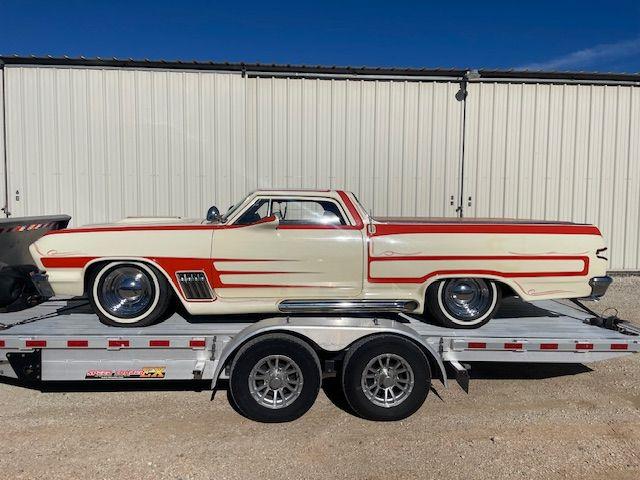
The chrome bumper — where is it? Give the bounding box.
[586,276,613,300]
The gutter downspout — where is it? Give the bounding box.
[455,69,480,218]
[0,61,9,217]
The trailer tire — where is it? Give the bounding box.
[341,335,430,421]
[229,334,322,423]
[88,261,173,327]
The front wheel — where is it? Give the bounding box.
[88,261,173,327]
[425,278,501,329]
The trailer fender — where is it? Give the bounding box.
[211,316,447,388]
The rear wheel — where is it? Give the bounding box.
[341,335,431,421]
[229,334,322,422]
[88,261,173,327]
[425,278,501,329]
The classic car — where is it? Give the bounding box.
[29,190,612,328]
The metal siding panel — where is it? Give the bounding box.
[344,81,362,195]
[627,88,640,269]
[0,71,5,215]
[401,82,419,216]
[466,81,640,270]
[299,78,317,189]
[287,77,302,189]
[4,66,462,230]
[358,81,376,210]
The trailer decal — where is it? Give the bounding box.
[85,367,166,379]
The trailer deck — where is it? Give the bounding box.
[1,298,638,384]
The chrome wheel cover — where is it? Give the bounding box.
[441,278,494,322]
[248,355,304,409]
[98,266,155,319]
[361,353,414,408]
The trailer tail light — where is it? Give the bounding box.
[108,339,130,348]
[67,340,88,348]
[610,343,628,350]
[576,343,594,350]
[467,342,486,349]
[0,340,5,348]
[189,338,206,349]
[504,342,523,350]
[26,340,46,348]
[540,343,559,350]
[150,340,170,347]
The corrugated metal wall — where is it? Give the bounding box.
[463,82,640,270]
[1,65,639,269]
[2,66,462,227]
[0,70,6,215]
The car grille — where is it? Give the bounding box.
[176,272,214,300]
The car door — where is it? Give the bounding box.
[211,196,364,299]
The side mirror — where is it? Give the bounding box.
[206,205,221,222]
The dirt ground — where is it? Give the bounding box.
[0,277,639,480]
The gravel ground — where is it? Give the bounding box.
[0,277,639,480]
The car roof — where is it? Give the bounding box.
[250,189,338,197]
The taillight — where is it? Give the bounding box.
[596,247,608,261]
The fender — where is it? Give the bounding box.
[211,316,448,388]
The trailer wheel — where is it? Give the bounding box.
[88,261,173,327]
[425,278,501,329]
[341,335,431,421]
[229,334,322,422]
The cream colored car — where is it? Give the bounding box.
[30,190,611,328]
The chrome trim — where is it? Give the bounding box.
[586,276,613,299]
[278,299,419,314]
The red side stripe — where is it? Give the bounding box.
[67,340,88,348]
[610,343,628,350]
[504,342,523,350]
[540,343,559,350]
[26,340,47,348]
[108,339,130,348]
[468,342,486,349]
[371,223,602,236]
[0,340,5,348]
[150,340,170,347]
[576,343,594,350]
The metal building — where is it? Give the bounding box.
[1,56,639,270]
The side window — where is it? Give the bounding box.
[271,199,346,226]
[234,198,270,225]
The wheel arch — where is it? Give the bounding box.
[420,274,522,301]
[82,257,184,306]
[211,319,448,389]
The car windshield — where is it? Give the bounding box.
[220,192,253,223]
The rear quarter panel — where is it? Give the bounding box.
[367,225,607,301]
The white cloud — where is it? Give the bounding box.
[519,37,640,70]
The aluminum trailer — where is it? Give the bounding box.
[0,298,638,422]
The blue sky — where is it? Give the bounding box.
[1,0,639,72]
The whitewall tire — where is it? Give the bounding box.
[425,278,501,329]
[88,261,173,327]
